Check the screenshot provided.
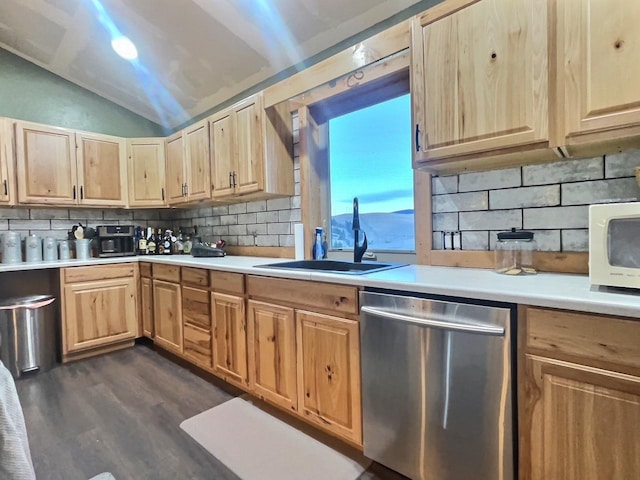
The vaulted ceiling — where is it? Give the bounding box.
[0,0,422,129]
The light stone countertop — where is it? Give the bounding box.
[1,255,638,319]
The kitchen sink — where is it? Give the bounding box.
[254,259,407,275]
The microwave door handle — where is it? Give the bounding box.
[360,306,505,336]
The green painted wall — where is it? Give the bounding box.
[0,48,165,137]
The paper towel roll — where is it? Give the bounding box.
[294,223,304,260]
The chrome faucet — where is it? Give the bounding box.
[353,197,368,263]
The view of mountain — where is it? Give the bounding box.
[331,211,415,251]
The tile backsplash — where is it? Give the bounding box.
[432,150,640,252]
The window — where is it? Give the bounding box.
[327,93,414,252]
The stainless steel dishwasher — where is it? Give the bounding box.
[360,290,515,480]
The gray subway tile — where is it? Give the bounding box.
[291,196,301,209]
[197,207,213,217]
[246,201,267,213]
[461,231,489,250]
[268,223,291,235]
[229,203,247,214]
[279,234,295,247]
[237,235,256,246]
[523,206,588,229]
[459,167,521,192]
[432,192,488,213]
[205,216,221,226]
[212,206,230,216]
[237,213,257,224]
[30,208,69,220]
[103,209,134,220]
[605,149,640,178]
[256,211,279,223]
[219,215,238,226]
[0,208,29,220]
[267,197,291,211]
[432,176,458,195]
[279,209,301,223]
[9,219,51,230]
[247,223,267,235]
[229,224,247,236]
[69,209,103,220]
[225,235,238,246]
[523,157,603,186]
[562,229,589,252]
[459,210,522,231]
[490,185,560,209]
[561,178,639,205]
[0,220,8,230]
[255,234,279,247]
[212,226,229,237]
[51,220,74,230]
[432,213,458,231]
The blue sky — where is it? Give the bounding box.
[329,93,413,215]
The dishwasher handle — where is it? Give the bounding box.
[360,305,505,336]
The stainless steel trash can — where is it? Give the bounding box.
[0,295,57,378]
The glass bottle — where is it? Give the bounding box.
[163,230,173,255]
[147,228,157,255]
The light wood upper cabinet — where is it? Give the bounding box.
[520,306,640,480]
[412,0,550,170]
[248,300,297,412]
[165,131,186,204]
[212,292,248,388]
[209,93,293,200]
[296,310,362,445]
[15,121,77,205]
[76,131,127,206]
[127,138,166,207]
[60,264,138,360]
[0,118,15,205]
[557,0,640,154]
[166,120,211,205]
[184,120,211,202]
[153,279,183,354]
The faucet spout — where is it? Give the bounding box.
[353,197,368,263]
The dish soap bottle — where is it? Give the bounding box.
[313,227,325,260]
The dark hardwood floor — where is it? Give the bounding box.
[15,345,405,480]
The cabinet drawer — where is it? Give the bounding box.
[140,262,152,278]
[524,306,640,374]
[211,271,244,295]
[184,323,212,368]
[183,286,211,330]
[182,267,209,287]
[63,263,135,283]
[153,264,180,282]
[247,275,359,315]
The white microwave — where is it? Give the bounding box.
[590,202,640,289]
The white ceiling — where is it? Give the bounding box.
[0,0,422,129]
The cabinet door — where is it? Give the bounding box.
[165,132,186,204]
[183,286,211,330]
[76,131,127,206]
[153,279,183,353]
[521,356,640,480]
[296,310,362,445]
[184,120,211,202]
[141,276,154,338]
[212,292,248,388]
[234,95,264,195]
[63,277,137,353]
[127,138,166,207]
[15,121,77,205]
[0,119,15,205]
[247,300,297,412]
[413,0,548,163]
[560,0,640,139]
[210,113,235,199]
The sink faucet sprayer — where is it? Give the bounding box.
[353,197,368,263]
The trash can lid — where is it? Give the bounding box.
[0,295,55,310]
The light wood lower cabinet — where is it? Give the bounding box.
[141,276,154,338]
[247,300,297,412]
[212,292,248,388]
[153,279,183,354]
[520,306,640,480]
[296,310,362,445]
[61,264,138,361]
[183,285,212,368]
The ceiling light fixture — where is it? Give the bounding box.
[111,36,138,60]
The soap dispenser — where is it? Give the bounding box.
[313,227,325,260]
